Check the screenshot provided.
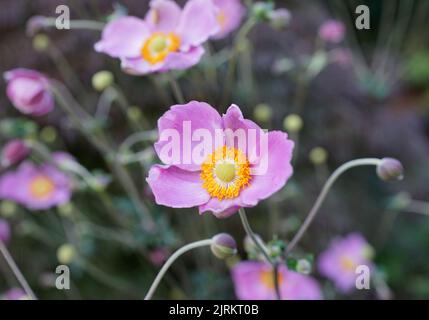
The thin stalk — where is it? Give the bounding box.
[0,241,37,300]
[285,158,382,255]
[144,239,213,300]
[28,17,104,34]
[167,74,185,104]
[238,208,281,300]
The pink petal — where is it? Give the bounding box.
[145,0,182,32]
[240,131,294,206]
[120,57,164,75]
[94,16,150,58]
[146,165,210,208]
[198,197,244,218]
[176,0,220,49]
[164,46,205,70]
[154,101,223,171]
[212,0,246,39]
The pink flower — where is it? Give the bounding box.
[149,247,169,266]
[318,20,345,43]
[0,219,11,243]
[0,162,72,210]
[211,0,246,39]
[95,0,220,75]
[232,261,322,300]
[318,233,374,293]
[146,101,294,218]
[4,69,54,116]
[3,288,27,300]
[1,139,30,168]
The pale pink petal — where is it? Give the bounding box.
[120,57,165,75]
[94,16,150,58]
[146,165,210,208]
[176,0,220,49]
[198,197,244,218]
[154,101,223,171]
[163,46,205,70]
[145,0,182,32]
[212,0,246,39]
[240,131,294,206]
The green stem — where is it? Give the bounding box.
[144,239,213,300]
[238,208,280,300]
[167,74,185,104]
[285,158,382,255]
[0,241,37,300]
[28,17,104,34]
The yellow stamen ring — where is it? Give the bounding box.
[201,146,251,200]
[141,32,181,65]
[29,176,55,199]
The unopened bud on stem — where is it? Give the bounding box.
[376,158,404,181]
[211,233,237,259]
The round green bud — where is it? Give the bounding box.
[57,244,77,265]
[211,233,237,259]
[92,71,114,92]
[309,147,328,165]
[127,106,142,122]
[283,114,303,133]
[39,126,57,144]
[33,34,50,52]
[0,201,17,218]
[296,259,312,275]
[253,103,272,122]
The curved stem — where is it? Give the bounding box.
[285,158,382,255]
[28,17,104,34]
[238,208,280,300]
[144,239,213,300]
[0,241,37,300]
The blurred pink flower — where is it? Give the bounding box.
[318,233,374,293]
[95,0,220,75]
[147,101,294,218]
[0,219,11,243]
[149,247,169,266]
[3,288,27,300]
[4,69,54,116]
[330,48,352,67]
[1,139,30,168]
[232,261,322,300]
[0,162,72,210]
[211,0,246,39]
[318,20,345,43]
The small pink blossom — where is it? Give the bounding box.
[318,233,374,293]
[3,288,27,300]
[318,20,345,43]
[232,261,322,300]
[1,139,30,168]
[0,162,72,210]
[95,0,220,75]
[149,247,169,266]
[4,69,54,116]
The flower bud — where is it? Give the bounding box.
[318,20,345,43]
[57,243,77,264]
[127,106,142,122]
[268,9,291,30]
[252,2,274,21]
[253,103,272,122]
[283,114,303,133]
[211,233,237,259]
[296,259,312,275]
[376,158,404,181]
[1,139,30,168]
[309,147,328,165]
[92,71,114,92]
[0,219,11,243]
[33,34,50,52]
[39,126,57,143]
[0,201,17,218]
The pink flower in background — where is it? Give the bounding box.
[147,101,294,218]
[0,162,72,210]
[3,288,27,300]
[0,219,11,243]
[95,0,220,75]
[211,0,245,39]
[318,233,374,293]
[329,48,352,67]
[1,139,30,168]
[149,247,169,266]
[4,69,54,116]
[318,20,345,43]
[232,261,322,300]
